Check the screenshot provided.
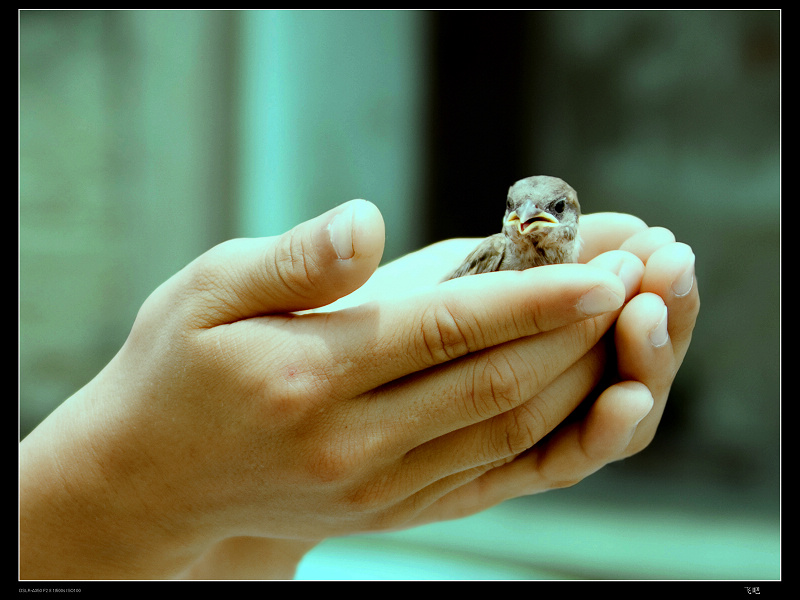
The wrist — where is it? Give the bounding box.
[19,376,213,579]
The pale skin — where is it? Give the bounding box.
[19,199,699,580]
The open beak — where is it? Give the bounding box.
[506,204,559,235]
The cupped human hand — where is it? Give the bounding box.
[115,201,637,539]
[400,214,699,526]
[188,214,699,577]
[21,200,648,580]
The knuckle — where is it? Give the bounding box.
[270,228,320,299]
[418,301,473,364]
[254,349,341,425]
[498,403,545,456]
[576,316,607,347]
[301,426,393,510]
[470,352,528,418]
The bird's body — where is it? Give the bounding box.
[445,175,582,280]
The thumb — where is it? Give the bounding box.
[185,199,385,323]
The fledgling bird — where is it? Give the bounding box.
[445,175,582,280]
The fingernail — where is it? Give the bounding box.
[672,256,695,297]
[328,204,355,260]
[649,305,669,348]
[578,285,624,316]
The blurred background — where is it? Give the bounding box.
[19,10,780,580]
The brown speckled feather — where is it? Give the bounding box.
[446,233,508,279]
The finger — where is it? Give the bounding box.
[365,274,632,451]
[515,380,654,493]
[400,342,607,489]
[397,262,628,372]
[578,212,648,262]
[173,199,386,326]
[639,242,700,364]
[399,381,655,526]
[613,292,676,454]
[354,347,608,529]
[344,252,642,438]
[293,261,632,399]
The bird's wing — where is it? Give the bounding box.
[444,233,507,280]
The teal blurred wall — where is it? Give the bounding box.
[20,10,427,434]
[237,10,426,249]
[19,9,780,580]
[520,9,780,499]
[20,11,237,432]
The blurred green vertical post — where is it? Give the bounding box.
[236,10,427,263]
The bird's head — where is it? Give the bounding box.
[502,176,581,247]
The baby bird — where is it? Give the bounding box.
[445,175,582,280]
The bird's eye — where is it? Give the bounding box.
[553,198,566,214]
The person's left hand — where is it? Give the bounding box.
[386,213,700,526]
